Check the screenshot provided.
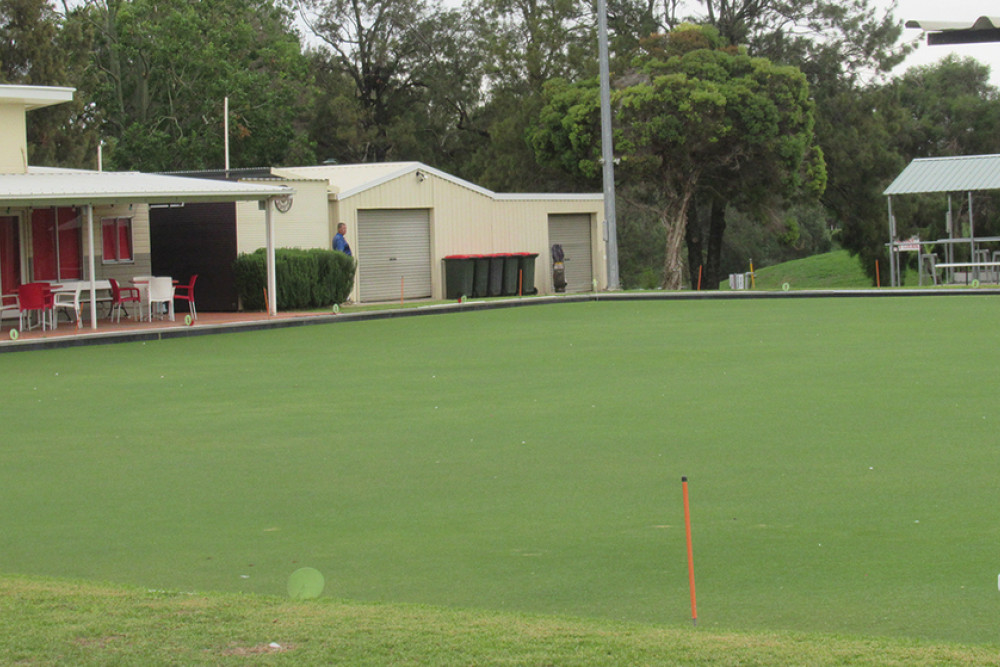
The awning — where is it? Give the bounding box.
[905,16,1000,45]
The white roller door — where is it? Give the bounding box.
[357,209,431,302]
[548,214,593,293]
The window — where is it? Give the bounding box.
[102,217,133,263]
[31,207,81,280]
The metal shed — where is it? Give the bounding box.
[883,154,1000,286]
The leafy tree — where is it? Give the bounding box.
[646,1,909,285]
[0,0,98,167]
[439,0,596,190]
[304,1,486,170]
[530,25,824,289]
[68,0,315,171]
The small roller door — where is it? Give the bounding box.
[548,214,593,293]
[357,209,431,302]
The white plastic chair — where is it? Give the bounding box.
[147,277,175,322]
[52,285,82,327]
[1,292,19,325]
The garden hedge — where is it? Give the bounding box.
[233,248,356,310]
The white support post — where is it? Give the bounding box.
[265,198,277,316]
[86,204,98,329]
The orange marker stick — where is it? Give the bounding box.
[682,476,697,625]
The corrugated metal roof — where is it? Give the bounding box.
[883,154,1000,195]
[0,168,293,206]
[274,161,601,201]
[905,16,1000,31]
[904,16,1000,45]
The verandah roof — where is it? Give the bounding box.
[0,167,292,207]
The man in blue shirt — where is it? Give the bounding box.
[333,222,352,256]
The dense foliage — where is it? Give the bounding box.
[4,0,997,286]
[530,25,825,288]
[233,247,356,310]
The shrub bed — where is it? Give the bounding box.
[233,248,356,310]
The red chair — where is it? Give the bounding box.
[173,274,198,321]
[17,282,55,331]
[109,278,141,323]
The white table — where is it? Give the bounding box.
[51,280,112,326]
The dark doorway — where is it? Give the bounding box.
[150,203,239,311]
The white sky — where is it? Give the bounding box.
[888,0,1000,86]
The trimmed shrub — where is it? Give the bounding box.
[233,248,357,310]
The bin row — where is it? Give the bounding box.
[443,253,538,299]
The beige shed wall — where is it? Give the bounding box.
[235,179,331,254]
[336,171,604,300]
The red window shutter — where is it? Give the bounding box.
[118,219,132,261]
[31,209,57,280]
[57,208,82,279]
[102,219,117,261]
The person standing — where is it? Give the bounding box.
[333,222,352,256]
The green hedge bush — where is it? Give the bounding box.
[233,248,356,310]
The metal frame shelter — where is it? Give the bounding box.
[0,168,294,326]
[883,154,1000,287]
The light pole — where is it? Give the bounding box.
[597,0,620,290]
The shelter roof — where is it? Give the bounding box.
[273,162,601,201]
[0,167,293,207]
[883,154,1000,195]
[904,16,1000,44]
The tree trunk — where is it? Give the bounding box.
[661,191,694,290]
[704,197,727,290]
[685,201,703,289]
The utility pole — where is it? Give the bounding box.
[597,0,620,290]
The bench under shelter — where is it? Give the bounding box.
[883,154,1000,287]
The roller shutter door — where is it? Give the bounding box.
[548,214,593,293]
[357,209,431,302]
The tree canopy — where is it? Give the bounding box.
[7,0,998,287]
[531,25,824,288]
[66,0,315,171]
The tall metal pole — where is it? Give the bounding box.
[887,196,896,287]
[597,0,620,290]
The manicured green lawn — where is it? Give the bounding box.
[2,298,999,646]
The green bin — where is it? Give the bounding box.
[516,252,539,295]
[487,254,504,296]
[501,253,519,296]
[443,255,475,299]
[471,255,491,298]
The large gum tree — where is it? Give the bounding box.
[530,25,825,289]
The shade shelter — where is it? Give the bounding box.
[883,154,1000,286]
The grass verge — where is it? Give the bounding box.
[2,575,997,666]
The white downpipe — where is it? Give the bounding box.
[265,199,277,316]
[224,97,230,172]
[86,205,98,329]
